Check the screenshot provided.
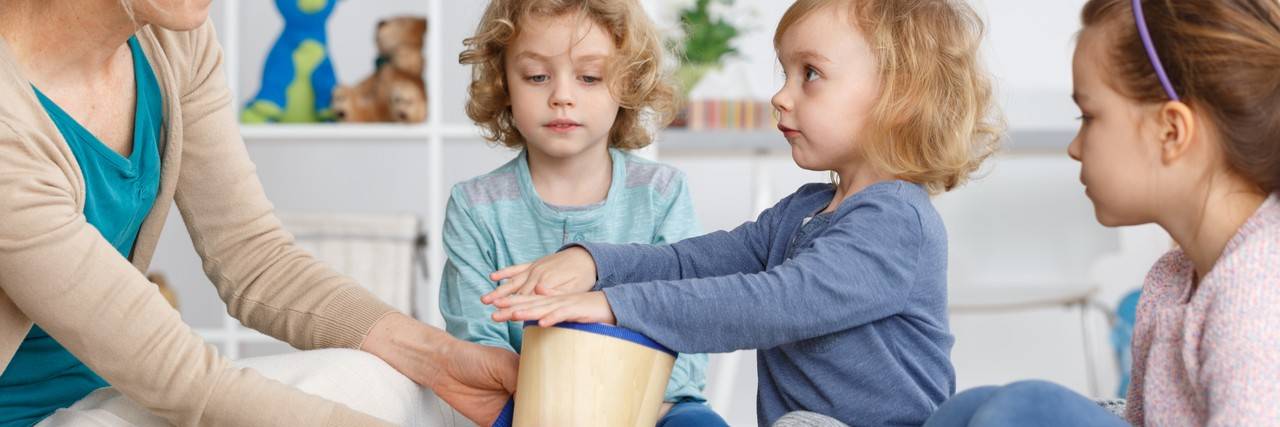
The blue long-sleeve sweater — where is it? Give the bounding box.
[577,180,955,426]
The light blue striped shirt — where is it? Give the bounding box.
[439,148,708,403]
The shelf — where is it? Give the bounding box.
[205,0,453,356]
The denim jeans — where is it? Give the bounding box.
[924,380,1129,427]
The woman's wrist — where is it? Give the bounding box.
[362,313,519,423]
[360,312,455,387]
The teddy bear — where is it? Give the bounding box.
[376,16,427,77]
[332,67,427,122]
[331,16,428,123]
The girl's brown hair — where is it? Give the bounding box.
[775,0,1004,194]
[459,0,677,150]
[1082,0,1280,193]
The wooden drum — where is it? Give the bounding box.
[492,322,677,427]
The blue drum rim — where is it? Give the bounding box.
[522,321,677,357]
[492,399,515,427]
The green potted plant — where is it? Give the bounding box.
[673,0,742,97]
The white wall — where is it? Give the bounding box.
[153,1,1173,425]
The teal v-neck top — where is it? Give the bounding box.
[0,36,163,427]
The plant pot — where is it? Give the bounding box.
[676,63,720,98]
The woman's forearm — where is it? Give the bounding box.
[361,312,454,386]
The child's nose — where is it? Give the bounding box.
[550,81,575,108]
[771,89,793,113]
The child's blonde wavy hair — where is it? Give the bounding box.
[776,0,1004,194]
[459,0,677,150]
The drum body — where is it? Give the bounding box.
[512,322,676,427]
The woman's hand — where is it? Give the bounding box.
[361,313,518,425]
[489,291,616,327]
[481,247,598,304]
[427,339,519,425]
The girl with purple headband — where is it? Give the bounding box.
[926,0,1280,425]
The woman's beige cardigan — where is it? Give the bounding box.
[0,21,399,426]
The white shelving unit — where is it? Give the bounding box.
[206,0,450,358]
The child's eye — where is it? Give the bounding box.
[804,66,820,82]
[526,75,549,83]
[1076,114,1093,124]
[580,75,602,84]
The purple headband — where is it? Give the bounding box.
[1132,0,1180,101]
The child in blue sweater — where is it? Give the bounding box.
[441,0,723,425]
[483,0,1003,425]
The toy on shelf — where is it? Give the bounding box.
[331,16,428,123]
[241,0,340,124]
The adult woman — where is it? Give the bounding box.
[0,1,516,425]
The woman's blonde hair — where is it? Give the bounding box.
[459,0,677,150]
[775,0,1003,194]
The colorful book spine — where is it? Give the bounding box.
[682,99,776,131]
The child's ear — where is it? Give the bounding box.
[1158,101,1198,165]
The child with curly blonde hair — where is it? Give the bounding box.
[440,0,725,425]
[481,0,1002,425]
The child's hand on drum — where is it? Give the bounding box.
[482,247,598,303]
[488,291,616,327]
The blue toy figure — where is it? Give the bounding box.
[241,0,339,123]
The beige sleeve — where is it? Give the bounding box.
[166,20,404,424]
[171,18,396,359]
